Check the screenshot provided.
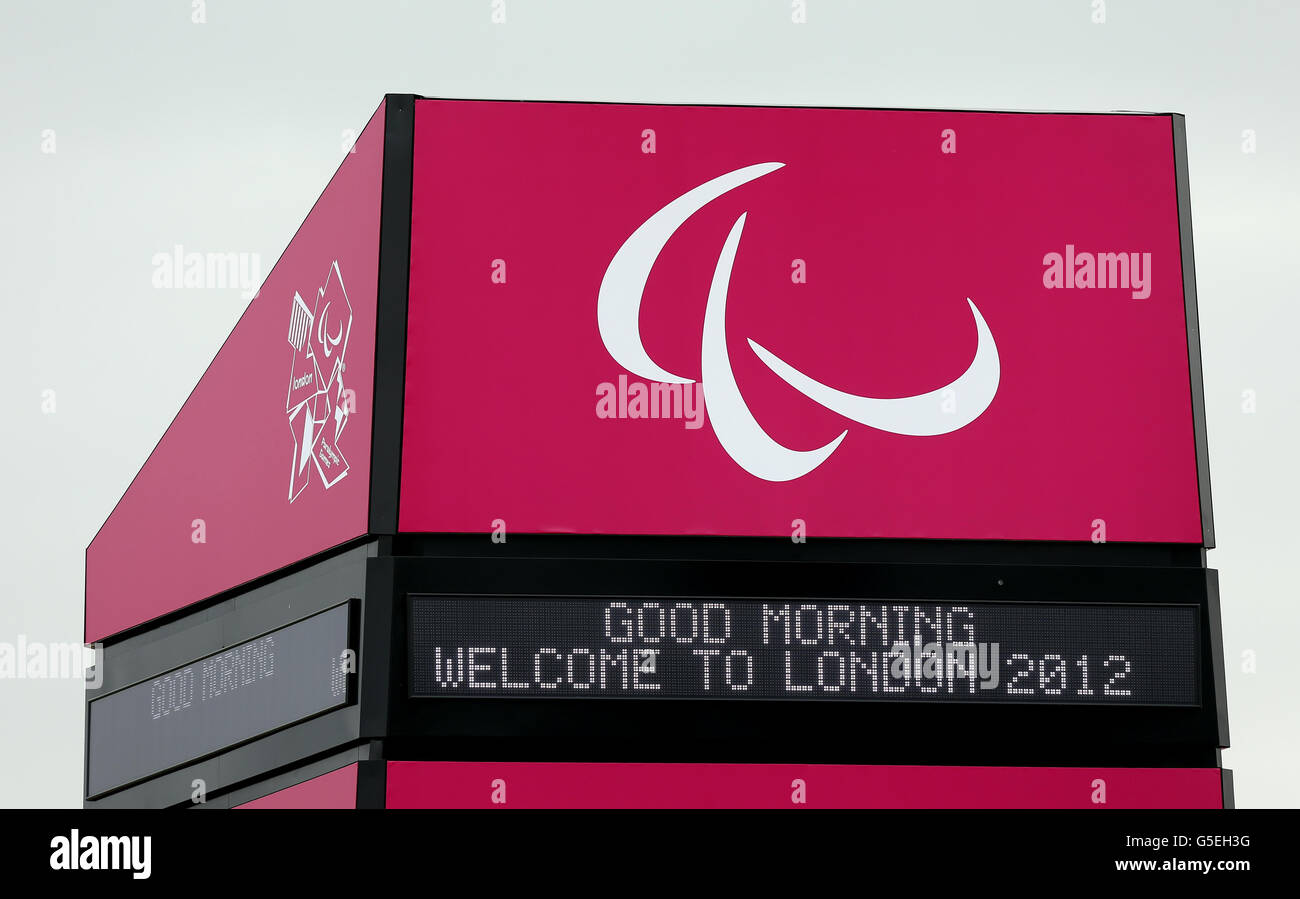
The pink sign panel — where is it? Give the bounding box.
[401,100,1202,543]
[86,102,387,642]
[236,763,358,809]
[384,760,1223,809]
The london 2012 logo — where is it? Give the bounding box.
[597,162,1001,482]
[285,260,353,502]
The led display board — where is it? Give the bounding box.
[410,596,1198,706]
[87,603,354,797]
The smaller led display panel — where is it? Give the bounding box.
[87,604,353,797]
[410,596,1199,706]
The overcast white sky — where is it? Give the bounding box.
[1,0,1296,808]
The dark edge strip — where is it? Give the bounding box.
[359,555,397,741]
[368,94,418,535]
[1171,114,1216,548]
[355,758,389,809]
[1220,767,1235,809]
[1206,567,1231,748]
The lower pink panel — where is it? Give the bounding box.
[385,761,1222,809]
[236,763,358,809]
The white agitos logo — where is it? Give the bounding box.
[598,162,1001,482]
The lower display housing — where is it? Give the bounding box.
[84,543,1229,806]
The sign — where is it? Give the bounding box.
[402,100,1204,543]
[409,596,1199,706]
[87,603,354,797]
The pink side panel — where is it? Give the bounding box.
[86,102,387,642]
[236,763,358,809]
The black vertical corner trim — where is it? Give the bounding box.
[1220,768,1235,809]
[368,94,419,535]
[359,556,397,739]
[355,759,388,809]
[1171,114,1215,549]
[1205,567,1230,748]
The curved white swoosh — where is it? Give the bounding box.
[702,213,848,481]
[746,297,1000,437]
[598,162,785,384]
